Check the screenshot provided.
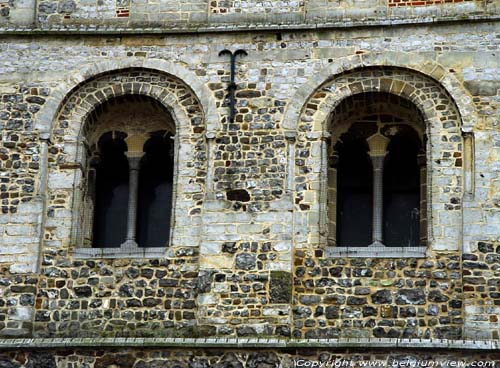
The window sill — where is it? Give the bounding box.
[73,247,166,259]
[326,246,427,258]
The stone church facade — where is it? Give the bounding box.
[0,0,499,366]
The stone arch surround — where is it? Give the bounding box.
[34,58,220,138]
[32,68,208,337]
[292,65,465,252]
[289,66,466,340]
[283,52,476,133]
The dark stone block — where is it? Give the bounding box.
[125,299,142,307]
[371,290,392,304]
[269,271,292,304]
[125,267,140,278]
[325,306,339,319]
[235,253,256,270]
[140,268,154,279]
[463,261,488,270]
[236,90,261,98]
[478,242,494,253]
[324,295,345,304]
[237,326,256,336]
[395,289,425,305]
[119,284,134,297]
[462,254,478,261]
[94,354,135,368]
[347,296,366,305]
[299,295,321,305]
[0,357,20,368]
[222,242,237,254]
[363,306,377,317]
[246,352,280,368]
[352,268,373,277]
[143,298,161,307]
[400,306,416,317]
[226,189,250,202]
[463,277,486,285]
[486,254,500,263]
[26,352,56,368]
[293,306,312,318]
[196,270,214,293]
[159,279,178,287]
[58,0,76,13]
[428,290,449,303]
[25,96,46,105]
[434,326,462,339]
[214,353,243,368]
[74,286,92,298]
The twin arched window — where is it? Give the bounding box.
[327,93,427,251]
[75,95,176,251]
[91,130,174,248]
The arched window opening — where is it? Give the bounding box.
[327,92,427,253]
[335,132,373,247]
[92,132,129,248]
[383,128,422,247]
[137,131,175,247]
[75,95,176,252]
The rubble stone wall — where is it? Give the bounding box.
[0,10,499,350]
[0,347,499,368]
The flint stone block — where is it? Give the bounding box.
[235,253,256,270]
[396,289,426,305]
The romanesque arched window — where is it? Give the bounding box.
[327,93,427,256]
[75,95,176,255]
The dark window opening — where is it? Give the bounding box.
[336,138,373,247]
[136,131,174,247]
[92,132,129,248]
[383,129,421,247]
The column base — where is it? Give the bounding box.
[120,239,139,249]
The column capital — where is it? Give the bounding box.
[367,133,390,157]
[125,152,144,170]
[125,133,148,153]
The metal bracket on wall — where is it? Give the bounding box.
[218,49,248,123]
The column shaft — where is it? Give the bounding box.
[121,154,143,249]
[370,155,385,246]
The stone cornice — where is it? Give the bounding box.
[0,14,498,35]
[0,338,497,350]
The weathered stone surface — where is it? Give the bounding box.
[371,290,392,304]
[94,354,135,368]
[396,290,426,305]
[26,353,56,368]
[235,253,256,270]
[0,357,21,368]
[269,271,292,304]
[0,0,499,345]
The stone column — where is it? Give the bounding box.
[284,131,296,193]
[121,134,147,249]
[418,151,427,247]
[327,150,339,246]
[463,132,474,199]
[366,133,390,247]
